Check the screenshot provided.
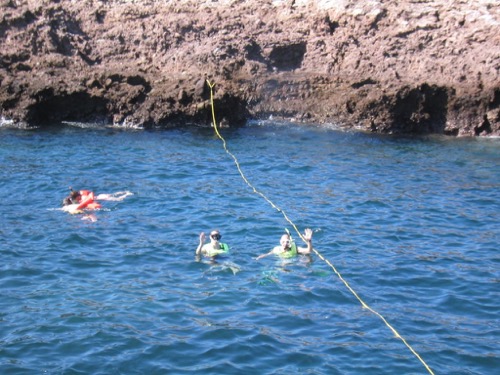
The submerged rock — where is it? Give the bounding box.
[0,0,498,136]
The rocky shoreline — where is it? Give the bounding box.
[1,0,499,136]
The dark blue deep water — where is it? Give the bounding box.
[0,122,498,374]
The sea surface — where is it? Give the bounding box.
[0,121,498,375]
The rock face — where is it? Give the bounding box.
[0,0,499,136]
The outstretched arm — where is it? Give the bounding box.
[96,191,133,201]
[297,228,313,255]
[196,232,206,255]
[256,250,273,260]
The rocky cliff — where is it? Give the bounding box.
[1,0,499,136]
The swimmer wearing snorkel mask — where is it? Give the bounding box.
[256,228,313,260]
[196,230,230,258]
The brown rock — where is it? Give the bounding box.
[0,0,498,136]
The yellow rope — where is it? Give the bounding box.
[206,80,435,375]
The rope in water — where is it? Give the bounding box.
[206,80,434,375]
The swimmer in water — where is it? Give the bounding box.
[61,188,132,217]
[196,230,229,258]
[62,188,132,207]
[256,228,313,260]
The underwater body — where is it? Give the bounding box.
[0,122,499,374]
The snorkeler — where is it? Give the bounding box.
[256,228,313,260]
[62,188,132,214]
[196,230,230,257]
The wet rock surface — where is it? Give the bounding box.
[0,0,498,136]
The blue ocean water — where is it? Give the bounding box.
[0,122,498,374]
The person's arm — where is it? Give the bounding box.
[256,250,273,260]
[196,232,206,255]
[96,191,133,201]
[297,228,313,254]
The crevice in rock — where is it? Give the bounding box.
[245,40,265,63]
[268,42,307,71]
[474,115,491,136]
[390,84,448,134]
[351,78,377,89]
[324,15,339,34]
[27,91,109,125]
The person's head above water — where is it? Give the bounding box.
[280,234,292,250]
[62,188,81,206]
[69,190,81,202]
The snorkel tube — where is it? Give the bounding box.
[285,228,295,247]
[283,228,297,258]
